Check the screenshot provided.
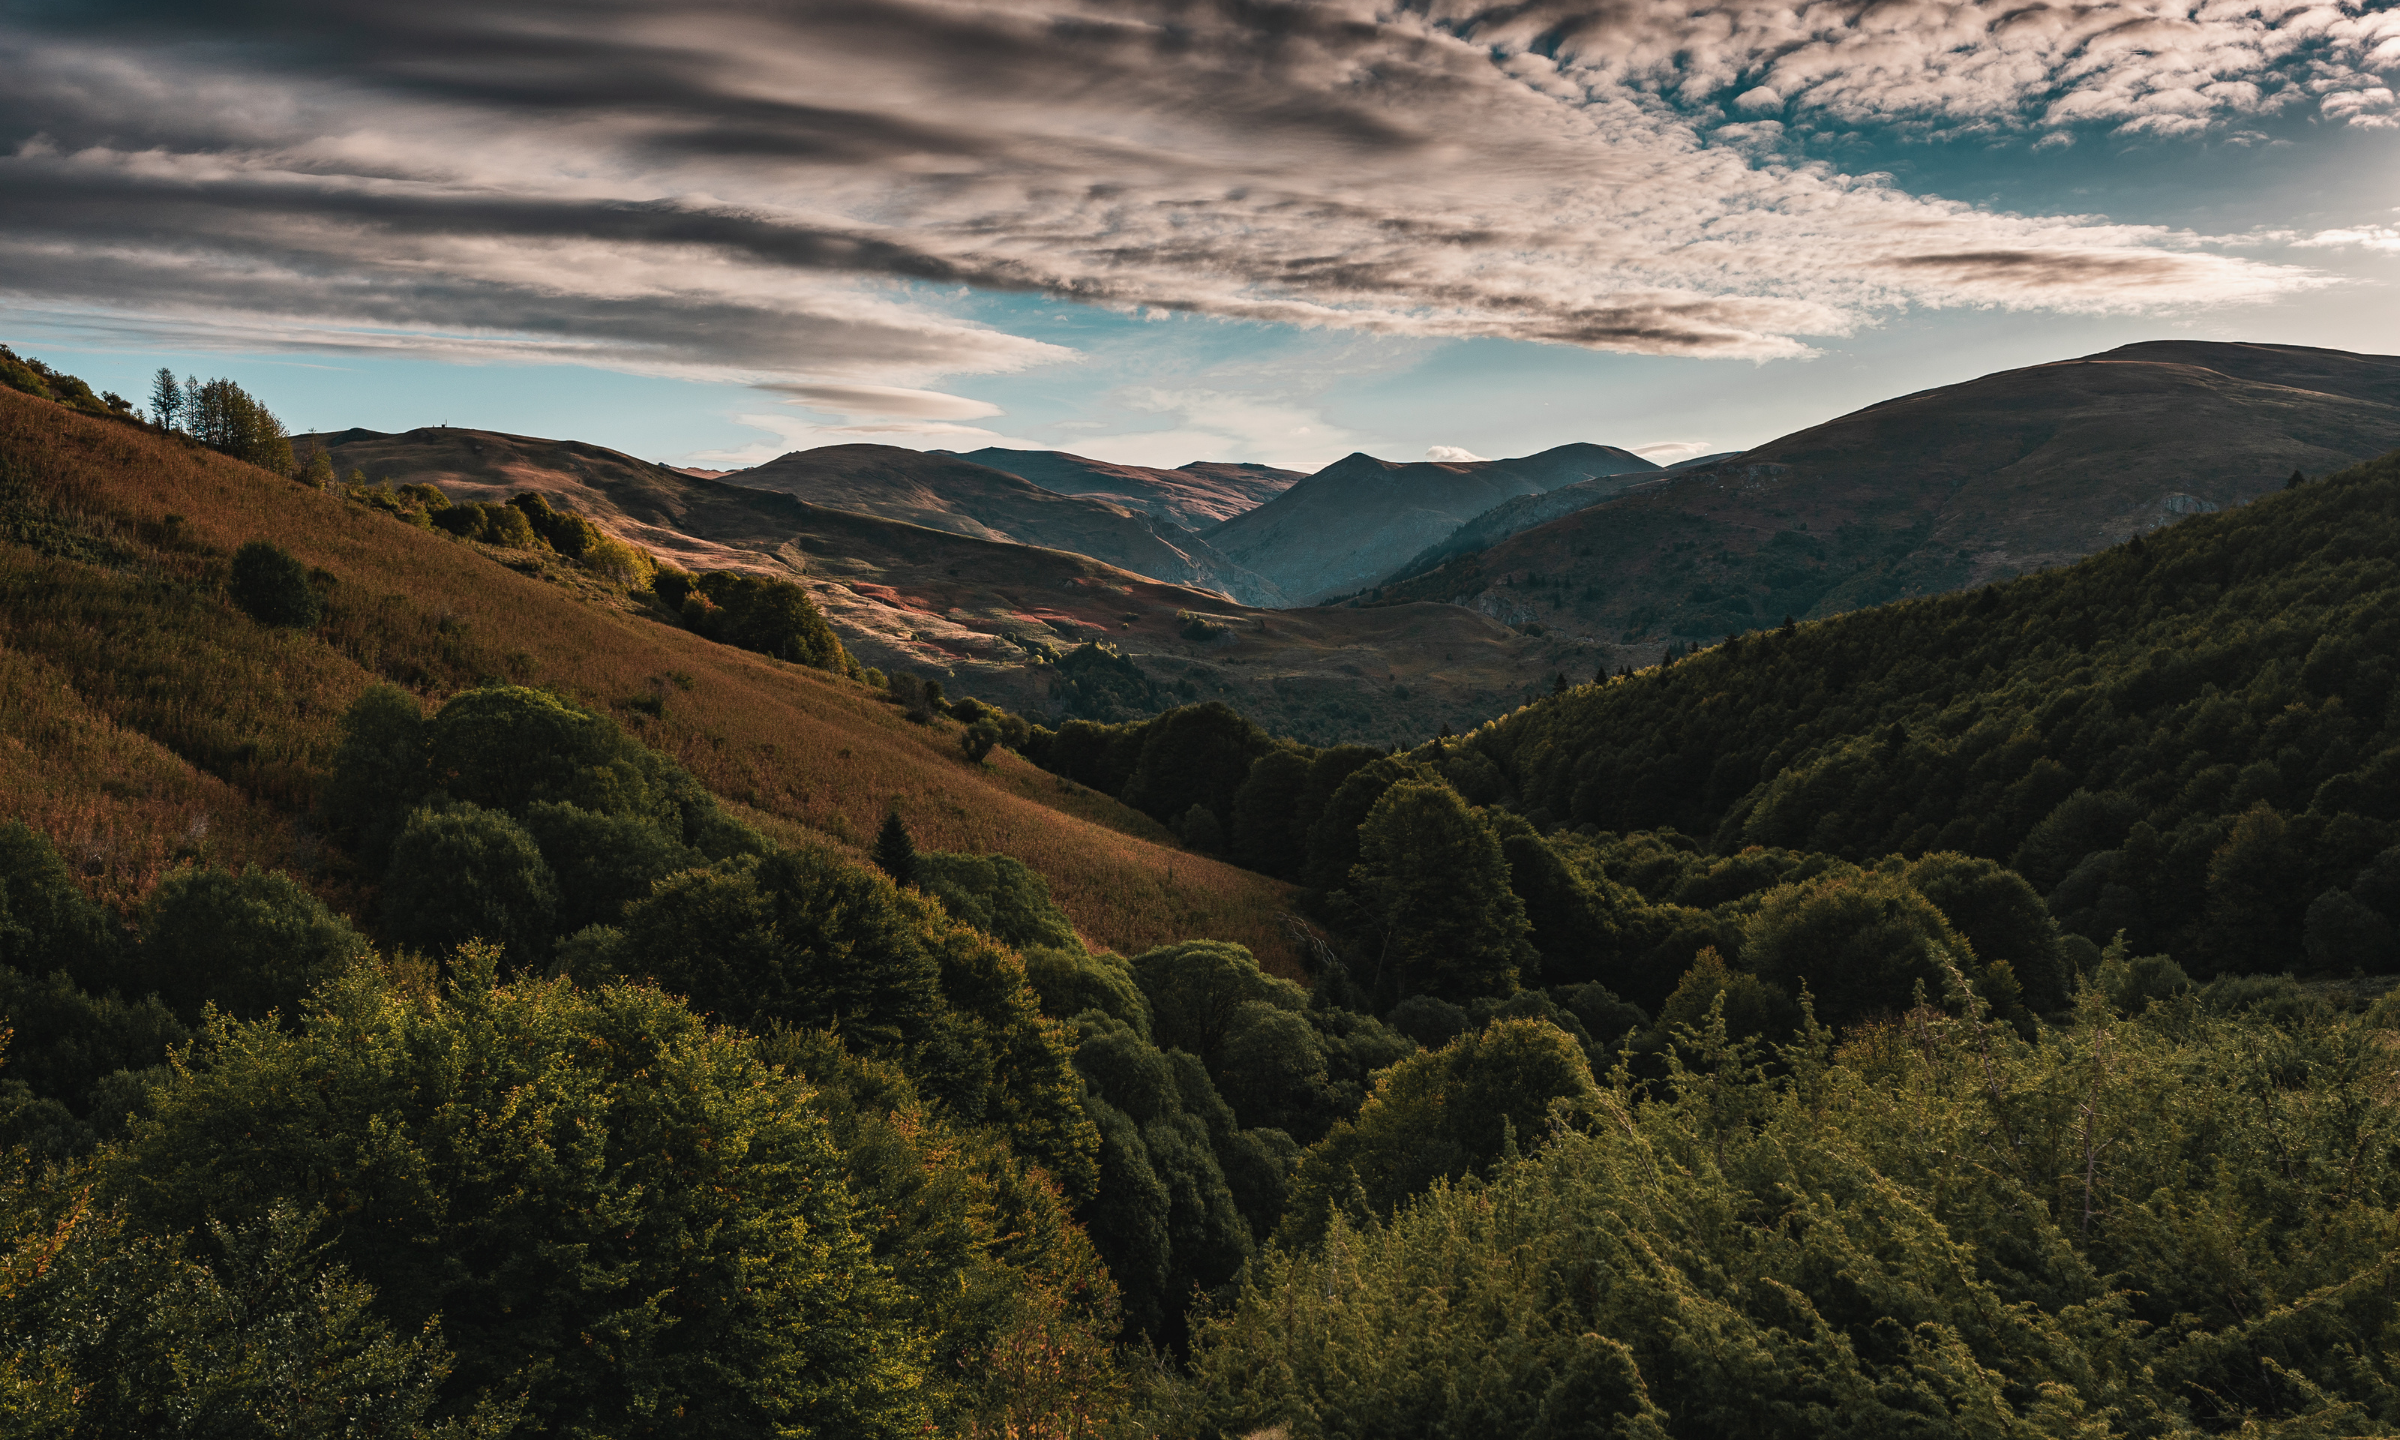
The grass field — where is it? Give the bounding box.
[0,390,1305,971]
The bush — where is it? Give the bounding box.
[1182,993,2400,1437]
[517,800,697,936]
[226,540,320,628]
[380,803,559,966]
[137,864,370,1020]
[0,821,119,987]
[915,850,1079,951]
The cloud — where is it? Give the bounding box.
[0,0,2367,384]
[1635,440,1716,462]
[2293,225,2400,250]
[1427,445,1490,462]
[1062,387,1375,472]
[759,382,1002,419]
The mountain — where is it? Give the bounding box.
[735,443,1287,605]
[1389,468,1676,582]
[956,448,1301,529]
[1207,443,1658,605]
[1377,341,2400,662]
[298,424,1579,744]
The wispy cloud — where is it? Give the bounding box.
[0,0,2373,383]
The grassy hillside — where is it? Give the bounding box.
[0,389,1303,968]
[299,424,1590,745]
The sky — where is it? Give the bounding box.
[2,0,2397,474]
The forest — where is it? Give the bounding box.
[0,345,2398,1436]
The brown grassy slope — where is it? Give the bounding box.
[1,391,1303,970]
[297,425,1580,744]
[956,448,1300,529]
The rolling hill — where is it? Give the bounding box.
[954,448,1301,529]
[1376,341,2400,664]
[1208,442,1658,604]
[9,394,1308,968]
[733,443,1287,605]
[296,424,1592,745]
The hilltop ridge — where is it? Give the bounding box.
[1377,339,2400,661]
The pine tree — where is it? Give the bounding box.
[874,809,917,887]
[149,367,181,430]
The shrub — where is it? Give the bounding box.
[226,540,320,628]
[915,850,1078,951]
[137,864,370,1020]
[380,803,559,966]
[0,822,119,986]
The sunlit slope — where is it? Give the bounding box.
[0,390,1301,968]
[298,423,1571,745]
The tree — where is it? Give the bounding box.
[0,822,119,988]
[1742,871,2016,1029]
[226,540,320,628]
[317,685,432,871]
[1276,1018,1596,1248]
[184,377,293,474]
[1130,941,1304,1071]
[1903,851,2071,1010]
[1350,780,1533,1004]
[301,449,336,487]
[614,851,1099,1198]
[136,864,370,1021]
[1118,703,1273,829]
[425,685,668,829]
[1067,1011,1258,1346]
[148,367,181,431]
[913,850,1079,950]
[875,810,918,887]
[1175,803,1224,854]
[961,722,1000,763]
[380,803,558,966]
[0,1194,499,1438]
[1228,750,1310,880]
[516,800,695,937]
[106,956,932,1438]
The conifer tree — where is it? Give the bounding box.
[148,367,181,430]
[874,809,917,887]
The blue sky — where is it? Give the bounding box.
[5,0,2397,473]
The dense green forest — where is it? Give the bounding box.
[3,344,2400,1436]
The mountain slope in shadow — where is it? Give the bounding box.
[1376,341,2400,664]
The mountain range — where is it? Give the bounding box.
[306,339,2400,737]
[1375,341,2400,661]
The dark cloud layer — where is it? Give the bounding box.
[0,0,2368,380]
